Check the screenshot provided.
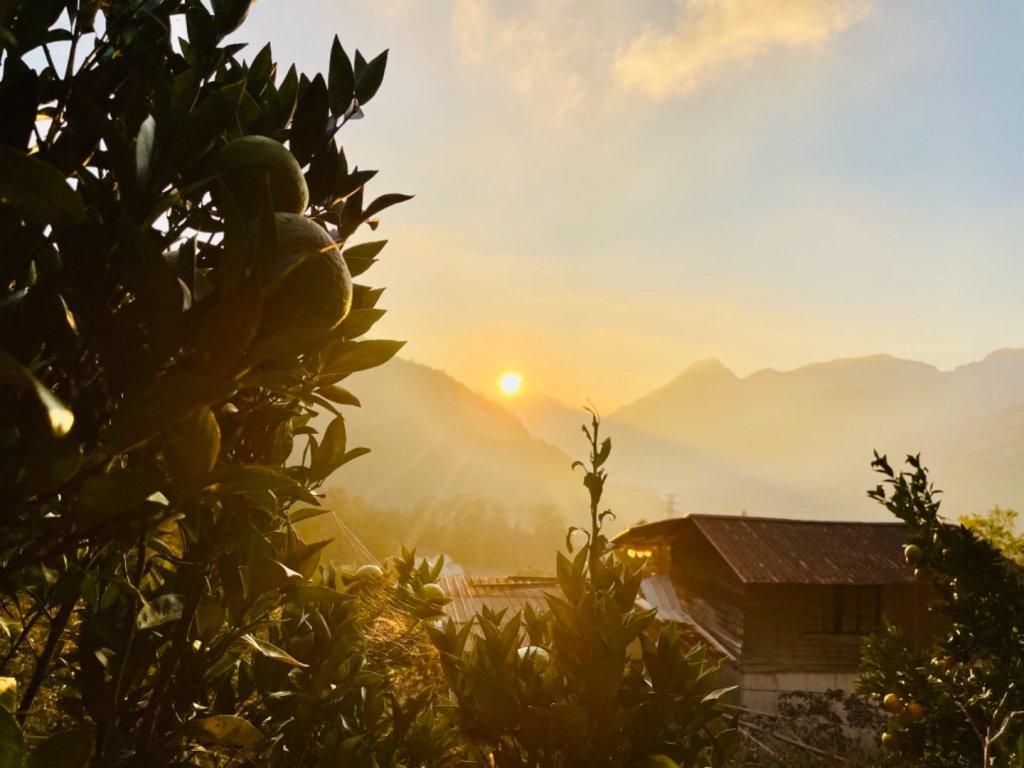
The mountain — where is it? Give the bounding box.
[317,349,1024,532]
[314,358,664,526]
[602,349,1024,520]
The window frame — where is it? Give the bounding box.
[804,585,880,635]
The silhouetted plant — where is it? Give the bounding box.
[0,2,462,765]
[430,410,738,767]
[859,454,1024,767]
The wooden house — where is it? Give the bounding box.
[613,515,936,712]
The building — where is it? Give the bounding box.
[612,515,935,712]
[438,572,733,661]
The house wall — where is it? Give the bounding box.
[742,584,866,674]
[737,582,935,712]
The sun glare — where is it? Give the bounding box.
[499,372,523,396]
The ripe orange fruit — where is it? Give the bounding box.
[907,701,926,721]
[264,213,352,330]
[883,693,902,713]
[219,135,309,215]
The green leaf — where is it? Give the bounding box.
[212,0,252,37]
[163,407,221,492]
[155,80,245,182]
[24,728,94,768]
[354,50,388,105]
[0,59,39,150]
[75,468,164,528]
[290,74,329,166]
[0,709,23,768]
[363,192,412,220]
[136,594,186,630]
[0,350,74,436]
[328,35,355,116]
[105,372,235,454]
[291,585,346,603]
[187,715,263,749]
[196,592,225,642]
[135,115,156,189]
[333,308,385,340]
[204,465,298,495]
[241,634,307,667]
[289,507,330,524]
[0,146,85,226]
[342,240,387,277]
[316,384,360,407]
[323,339,405,375]
[310,414,346,483]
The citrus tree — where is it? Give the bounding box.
[0,1,455,765]
[859,454,1024,767]
[429,413,738,767]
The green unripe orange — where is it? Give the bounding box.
[264,213,352,331]
[219,135,309,215]
[421,582,446,602]
[640,756,679,768]
[355,564,384,581]
[883,692,902,713]
[904,544,924,566]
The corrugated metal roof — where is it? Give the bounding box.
[690,515,913,585]
[640,574,734,660]
[439,575,559,624]
[615,515,915,585]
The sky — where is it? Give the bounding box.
[240,1,1024,409]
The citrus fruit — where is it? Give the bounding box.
[219,135,309,215]
[355,564,384,581]
[264,213,352,330]
[421,582,446,602]
[882,692,902,713]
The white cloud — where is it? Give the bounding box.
[451,0,590,122]
[614,0,871,99]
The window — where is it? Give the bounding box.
[804,586,880,634]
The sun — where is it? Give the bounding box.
[498,372,523,396]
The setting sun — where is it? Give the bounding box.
[498,372,523,396]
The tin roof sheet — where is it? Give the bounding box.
[616,515,914,586]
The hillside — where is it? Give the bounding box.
[315,358,664,527]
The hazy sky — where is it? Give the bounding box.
[241,1,1024,409]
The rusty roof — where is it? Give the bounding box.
[439,575,559,624]
[615,515,914,586]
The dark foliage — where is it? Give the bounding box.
[0,2,457,765]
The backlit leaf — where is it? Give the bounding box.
[136,594,185,630]
[0,146,85,226]
[187,715,263,748]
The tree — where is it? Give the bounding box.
[960,506,1024,565]
[0,2,453,765]
[429,412,738,767]
[859,454,1024,767]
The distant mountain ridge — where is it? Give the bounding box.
[322,349,1024,528]
[512,349,1024,521]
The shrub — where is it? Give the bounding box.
[429,412,738,767]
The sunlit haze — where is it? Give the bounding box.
[498,372,523,397]
[239,2,1024,408]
